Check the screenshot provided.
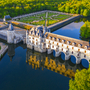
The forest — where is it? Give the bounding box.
[0,0,90,18]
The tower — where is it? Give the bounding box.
[7,23,15,43]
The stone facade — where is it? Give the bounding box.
[26,25,90,68]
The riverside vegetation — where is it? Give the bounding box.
[80,21,90,40]
[69,66,90,90]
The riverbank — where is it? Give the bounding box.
[0,42,8,58]
[47,14,81,31]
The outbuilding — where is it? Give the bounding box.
[3,15,11,21]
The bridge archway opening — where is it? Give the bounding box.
[61,52,65,61]
[70,55,76,64]
[68,59,76,67]
[81,59,89,68]
[53,50,56,57]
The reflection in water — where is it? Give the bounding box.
[26,49,84,78]
[8,44,15,61]
[1,41,85,79]
[7,43,27,61]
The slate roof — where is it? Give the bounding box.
[8,23,14,31]
[4,15,11,19]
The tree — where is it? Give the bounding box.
[80,9,84,15]
[65,6,70,13]
[58,6,65,12]
[80,21,90,39]
[69,68,90,90]
[70,9,76,14]
[83,9,89,17]
[76,9,80,14]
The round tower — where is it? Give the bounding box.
[7,23,14,43]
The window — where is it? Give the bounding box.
[52,45,54,48]
[85,50,86,53]
[36,42,38,45]
[72,47,74,49]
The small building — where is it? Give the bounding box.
[3,15,11,22]
[7,23,25,44]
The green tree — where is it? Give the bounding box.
[69,68,90,90]
[83,9,89,17]
[80,9,84,15]
[76,9,80,14]
[70,9,76,14]
[58,6,65,12]
[80,21,90,39]
[65,6,70,13]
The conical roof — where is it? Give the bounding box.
[8,23,14,31]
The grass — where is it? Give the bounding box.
[16,12,72,26]
[0,46,1,50]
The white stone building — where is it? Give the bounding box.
[26,26,90,68]
[26,25,50,52]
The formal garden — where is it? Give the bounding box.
[15,12,72,26]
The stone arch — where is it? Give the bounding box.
[61,52,65,61]
[53,50,56,57]
[81,59,89,68]
[70,55,76,64]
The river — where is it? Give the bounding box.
[0,17,89,90]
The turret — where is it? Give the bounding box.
[7,23,14,43]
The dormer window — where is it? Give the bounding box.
[78,44,82,48]
[57,38,60,42]
[62,40,65,43]
[67,41,71,45]
[72,42,76,46]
